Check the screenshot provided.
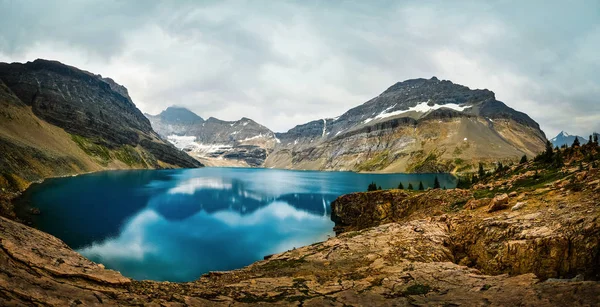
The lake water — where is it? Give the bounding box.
[16,167,456,282]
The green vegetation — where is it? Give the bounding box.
[259,259,307,271]
[520,155,528,164]
[408,151,442,173]
[403,284,431,296]
[71,134,111,165]
[367,181,381,191]
[114,145,146,167]
[398,182,404,189]
[356,150,390,171]
[407,183,414,190]
[418,181,424,190]
[433,176,440,189]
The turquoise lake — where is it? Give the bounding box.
[16,167,456,282]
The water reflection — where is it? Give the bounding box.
[18,167,456,282]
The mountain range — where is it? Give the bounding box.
[550,131,588,148]
[149,77,547,172]
[146,107,277,166]
[0,59,201,195]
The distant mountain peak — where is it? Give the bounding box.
[550,131,587,147]
[156,106,204,124]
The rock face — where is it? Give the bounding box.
[332,162,600,282]
[265,77,547,172]
[0,59,201,196]
[1,167,599,305]
[146,106,278,166]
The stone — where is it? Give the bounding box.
[512,202,527,211]
[487,193,509,212]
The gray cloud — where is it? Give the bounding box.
[0,0,598,137]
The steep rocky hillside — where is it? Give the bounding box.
[265,77,547,172]
[0,59,201,200]
[147,106,278,166]
[1,144,599,305]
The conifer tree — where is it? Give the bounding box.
[367,182,377,191]
[378,185,382,190]
[545,140,554,161]
[589,135,593,144]
[496,162,504,173]
[407,183,414,190]
[478,163,485,178]
[594,133,599,145]
[572,137,580,148]
[418,181,424,191]
[520,155,528,164]
[398,182,404,189]
[433,176,440,189]
[553,152,564,169]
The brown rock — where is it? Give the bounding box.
[487,193,509,212]
[466,198,491,210]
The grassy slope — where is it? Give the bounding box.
[0,80,185,215]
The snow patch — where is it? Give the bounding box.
[167,135,197,150]
[362,101,468,124]
[240,133,266,142]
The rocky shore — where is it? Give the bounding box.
[1,158,599,305]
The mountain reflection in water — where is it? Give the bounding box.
[17,167,456,282]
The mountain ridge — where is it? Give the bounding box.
[0,59,202,201]
[145,77,547,172]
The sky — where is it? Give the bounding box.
[0,0,598,136]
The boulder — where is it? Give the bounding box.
[487,194,509,212]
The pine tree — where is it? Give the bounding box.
[572,137,580,148]
[398,182,404,189]
[407,183,414,190]
[378,185,382,190]
[478,163,485,178]
[496,162,504,173]
[418,181,424,191]
[471,174,478,184]
[520,155,528,164]
[589,135,593,145]
[545,140,554,161]
[367,182,378,191]
[594,133,599,145]
[433,176,440,189]
[553,152,564,169]
[443,186,447,190]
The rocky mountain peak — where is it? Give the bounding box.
[157,106,204,124]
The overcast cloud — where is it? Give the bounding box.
[0,0,598,136]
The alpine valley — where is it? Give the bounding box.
[149,77,547,172]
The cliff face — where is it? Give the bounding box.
[0,59,201,200]
[1,146,598,305]
[265,77,547,172]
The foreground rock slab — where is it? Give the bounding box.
[1,212,599,306]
